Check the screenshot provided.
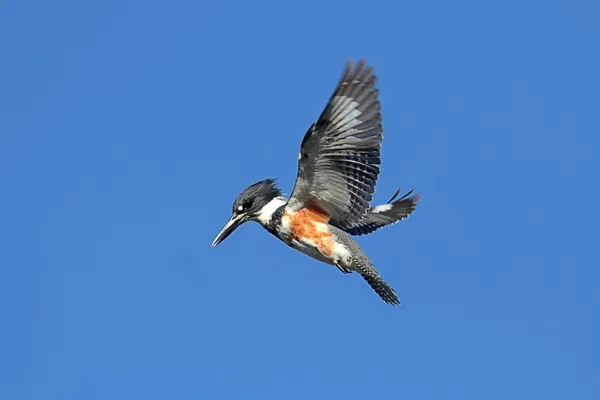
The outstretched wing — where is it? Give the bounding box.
[287,60,383,228]
[341,189,421,236]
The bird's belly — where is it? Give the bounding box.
[277,212,351,266]
[288,236,335,265]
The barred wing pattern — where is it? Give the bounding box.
[342,189,421,236]
[287,60,383,228]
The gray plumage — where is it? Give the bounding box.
[287,59,382,229]
[232,178,282,215]
[342,189,421,236]
[329,225,400,305]
[212,59,420,306]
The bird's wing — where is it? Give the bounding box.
[287,60,382,228]
[341,189,421,236]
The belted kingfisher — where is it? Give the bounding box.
[211,60,420,305]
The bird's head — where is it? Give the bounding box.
[211,178,282,247]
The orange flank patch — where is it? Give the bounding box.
[284,205,334,257]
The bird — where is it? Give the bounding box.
[211,60,420,305]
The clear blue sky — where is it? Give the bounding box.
[1,1,599,399]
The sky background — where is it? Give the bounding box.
[1,0,599,399]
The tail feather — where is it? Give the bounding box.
[360,273,400,306]
[329,225,401,306]
[344,189,421,236]
[355,260,400,306]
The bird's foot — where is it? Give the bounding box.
[334,262,352,274]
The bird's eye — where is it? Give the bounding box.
[243,200,253,209]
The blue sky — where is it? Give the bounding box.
[1,0,599,399]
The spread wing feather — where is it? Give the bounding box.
[287,60,383,227]
[341,189,421,236]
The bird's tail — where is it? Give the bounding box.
[355,260,400,306]
[330,226,401,305]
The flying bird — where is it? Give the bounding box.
[211,60,420,305]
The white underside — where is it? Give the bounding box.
[290,235,353,267]
[256,200,353,268]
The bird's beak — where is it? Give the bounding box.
[211,213,246,247]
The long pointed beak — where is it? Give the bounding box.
[211,213,246,247]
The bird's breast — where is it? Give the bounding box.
[275,207,346,264]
